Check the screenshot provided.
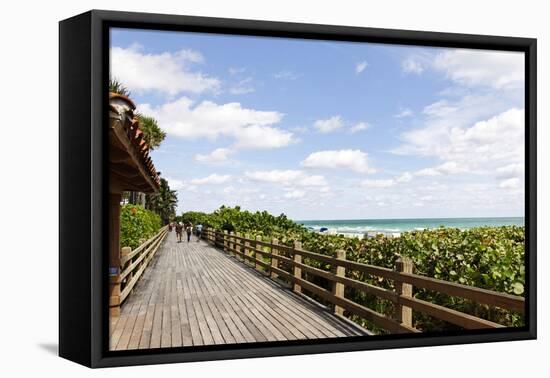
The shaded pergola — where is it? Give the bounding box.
[109,93,160,316]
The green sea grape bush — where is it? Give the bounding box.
[120,204,162,250]
[182,206,525,332]
[178,205,302,235]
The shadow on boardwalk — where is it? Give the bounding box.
[110,232,367,351]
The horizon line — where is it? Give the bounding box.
[294,215,525,222]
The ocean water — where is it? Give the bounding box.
[297,217,524,237]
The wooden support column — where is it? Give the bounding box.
[332,249,346,316]
[395,256,414,327]
[109,193,122,318]
[271,238,279,279]
[293,241,302,293]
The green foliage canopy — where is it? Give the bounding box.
[136,113,166,150]
[109,78,131,97]
[146,178,178,224]
[177,205,303,234]
[120,204,162,250]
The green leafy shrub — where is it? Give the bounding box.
[178,205,302,235]
[120,204,162,250]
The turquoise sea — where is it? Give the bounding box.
[297,217,524,237]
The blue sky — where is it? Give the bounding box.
[110,28,525,220]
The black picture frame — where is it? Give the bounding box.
[59,9,537,368]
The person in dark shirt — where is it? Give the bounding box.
[185,223,193,243]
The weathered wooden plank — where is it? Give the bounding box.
[197,258,246,344]
[206,246,355,339]
[199,257,267,342]
[207,254,304,340]
[110,231,366,351]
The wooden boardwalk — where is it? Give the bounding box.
[109,232,367,350]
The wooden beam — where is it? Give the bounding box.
[110,118,158,193]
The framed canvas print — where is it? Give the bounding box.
[59,10,536,368]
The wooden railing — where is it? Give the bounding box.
[203,228,525,334]
[110,225,169,315]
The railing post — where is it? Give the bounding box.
[122,246,133,281]
[236,232,242,261]
[109,274,121,317]
[255,235,262,270]
[395,256,414,327]
[229,231,235,257]
[244,234,251,265]
[332,249,346,316]
[223,230,228,254]
[293,241,302,293]
[121,246,131,265]
[109,245,131,317]
[108,193,122,318]
[271,237,279,279]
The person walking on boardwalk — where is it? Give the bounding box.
[175,222,183,243]
[186,223,193,243]
[195,223,203,242]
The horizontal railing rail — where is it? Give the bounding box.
[203,227,524,334]
[110,225,169,310]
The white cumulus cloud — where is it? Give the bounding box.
[313,116,344,133]
[194,148,234,163]
[395,108,524,185]
[434,49,524,89]
[301,149,375,173]
[166,177,185,190]
[394,108,413,118]
[350,122,371,133]
[139,97,294,150]
[422,100,458,118]
[110,44,220,95]
[415,161,466,177]
[189,174,231,185]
